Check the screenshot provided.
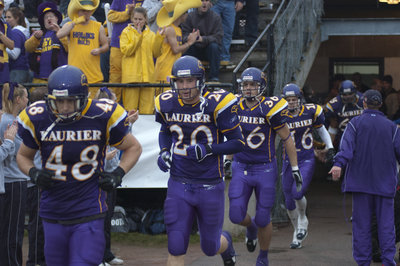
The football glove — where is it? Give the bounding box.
[97,166,125,191]
[325,148,336,166]
[224,159,232,179]
[186,144,212,162]
[157,150,171,172]
[29,167,54,190]
[292,168,303,192]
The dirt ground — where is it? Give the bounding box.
[23,180,398,266]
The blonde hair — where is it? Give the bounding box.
[2,83,26,114]
[130,7,148,24]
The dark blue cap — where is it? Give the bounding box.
[363,89,382,106]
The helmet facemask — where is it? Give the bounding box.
[240,80,263,101]
[285,96,301,113]
[171,76,205,103]
[46,93,87,123]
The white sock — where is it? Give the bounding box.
[296,196,308,230]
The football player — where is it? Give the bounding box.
[16,65,142,266]
[281,83,334,249]
[155,55,244,266]
[226,68,302,266]
[324,80,363,149]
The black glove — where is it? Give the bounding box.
[29,167,54,190]
[186,144,213,162]
[325,148,336,166]
[98,166,125,191]
[224,159,232,179]
[292,168,303,192]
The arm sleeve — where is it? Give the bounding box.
[25,35,40,52]
[107,9,130,23]
[0,139,15,161]
[210,125,244,155]
[315,126,333,149]
[158,124,172,152]
[333,121,356,168]
[6,47,21,60]
[120,28,142,56]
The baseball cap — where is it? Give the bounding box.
[363,89,382,106]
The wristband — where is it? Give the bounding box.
[292,165,299,171]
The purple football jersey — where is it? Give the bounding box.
[286,103,325,159]
[233,96,288,164]
[17,99,129,220]
[155,89,240,182]
[325,92,363,133]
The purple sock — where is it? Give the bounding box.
[246,217,258,240]
[221,231,235,260]
[256,250,269,266]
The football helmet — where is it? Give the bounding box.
[46,65,89,122]
[238,67,266,100]
[339,80,357,104]
[170,55,205,102]
[282,83,302,112]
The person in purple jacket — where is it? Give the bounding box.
[330,89,400,266]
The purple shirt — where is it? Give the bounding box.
[234,96,288,164]
[110,0,134,48]
[334,109,400,197]
[17,99,129,220]
[9,28,29,71]
[285,103,325,160]
[33,30,68,79]
[155,90,240,182]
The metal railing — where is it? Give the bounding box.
[232,0,324,96]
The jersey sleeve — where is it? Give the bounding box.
[214,92,240,133]
[154,94,167,125]
[17,108,40,150]
[266,98,289,130]
[312,104,325,128]
[107,103,130,146]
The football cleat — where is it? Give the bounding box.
[290,241,302,249]
[296,229,308,241]
[221,231,236,266]
[245,237,258,252]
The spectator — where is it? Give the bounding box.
[243,0,259,47]
[142,0,162,32]
[351,72,370,93]
[107,0,135,103]
[25,2,68,87]
[0,82,29,266]
[0,0,15,85]
[25,86,47,266]
[181,0,223,82]
[5,7,31,83]
[57,0,109,98]
[153,0,200,90]
[330,89,400,266]
[211,0,244,68]
[120,7,156,114]
[382,75,399,119]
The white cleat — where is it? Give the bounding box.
[296,228,308,241]
[109,257,124,265]
[290,240,302,249]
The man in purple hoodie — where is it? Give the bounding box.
[330,89,400,266]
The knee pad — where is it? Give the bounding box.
[255,207,271,228]
[200,238,220,256]
[229,201,246,224]
[168,230,187,256]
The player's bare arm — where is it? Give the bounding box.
[16,143,37,176]
[116,133,142,173]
